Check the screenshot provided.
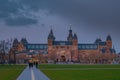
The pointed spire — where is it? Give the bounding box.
[69,24,72,33]
[95,38,102,43]
[48,26,55,40]
[73,33,78,40]
[13,38,19,44]
[67,25,73,41]
[13,38,19,48]
[50,26,53,35]
[70,24,72,30]
[106,34,112,41]
[21,37,28,46]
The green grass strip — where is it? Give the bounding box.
[0,64,26,80]
[39,64,120,80]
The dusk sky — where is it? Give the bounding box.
[0,0,120,53]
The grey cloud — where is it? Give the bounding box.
[1,0,120,29]
[0,0,18,18]
[5,16,38,26]
[0,0,120,52]
[0,0,38,26]
[18,0,120,28]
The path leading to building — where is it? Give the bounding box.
[17,66,50,80]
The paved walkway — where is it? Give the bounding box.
[17,66,50,80]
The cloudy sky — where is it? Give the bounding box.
[0,0,120,53]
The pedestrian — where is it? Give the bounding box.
[28,60,31,68]
[31,61,33,68]
[35,61,38,68]
[28,62,30,68]
[29,59,33,68]
[34,61,35,66]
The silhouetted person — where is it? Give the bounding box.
[33,61,35,67]
[28,60,33,68]
[28,62,30,68]
[35,62,38,68]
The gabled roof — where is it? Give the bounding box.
[109,48,116,53]
[100,48,106,54]
[67,27,73,41]
[78,43,98,50]
[100,48,116,54]
[21,38,28,44]
[106,35,112,41]
[99,42,106,46]
[13,38,19,47]
[26,44,47,50]
[48,28,55,40]
[73,33,78,40]
[95,38,102,43]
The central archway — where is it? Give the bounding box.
[60,55,66,62]
[56,49,71,62]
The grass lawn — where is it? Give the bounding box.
[39,64,120,80]
[0,64,26,80]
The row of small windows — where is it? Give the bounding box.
[60,43,65,45]
[54,43,71,45]
[78,45,98,49]
[27,45,47,49]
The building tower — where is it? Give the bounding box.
[48,28,55,46]
[12,38,19,50]
[21,38,28,46]
[9,38,19,64]
[73,33,78,45]
[106,34,112,49]
[72,33,78,61]
[47,28,56,61]
[67,27,73,42]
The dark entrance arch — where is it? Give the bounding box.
[60,56,66,62]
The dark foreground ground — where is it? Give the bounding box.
[0,64,120,80]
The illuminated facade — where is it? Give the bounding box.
[12,28,116,64]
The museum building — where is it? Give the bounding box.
[10,27,116,64]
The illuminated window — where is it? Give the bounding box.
[94,45,97,48]
[44,45,47,49]
[36,45,39,49]
[86,45,89,49]
[32,45,34,48]
[28,45,31,49]
[90,45,93,49]
[60,43,65,45]
[40,45,43,49]
[78,46,81,48]
[82,45,85,48]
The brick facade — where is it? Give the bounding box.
[10,28,116,64]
